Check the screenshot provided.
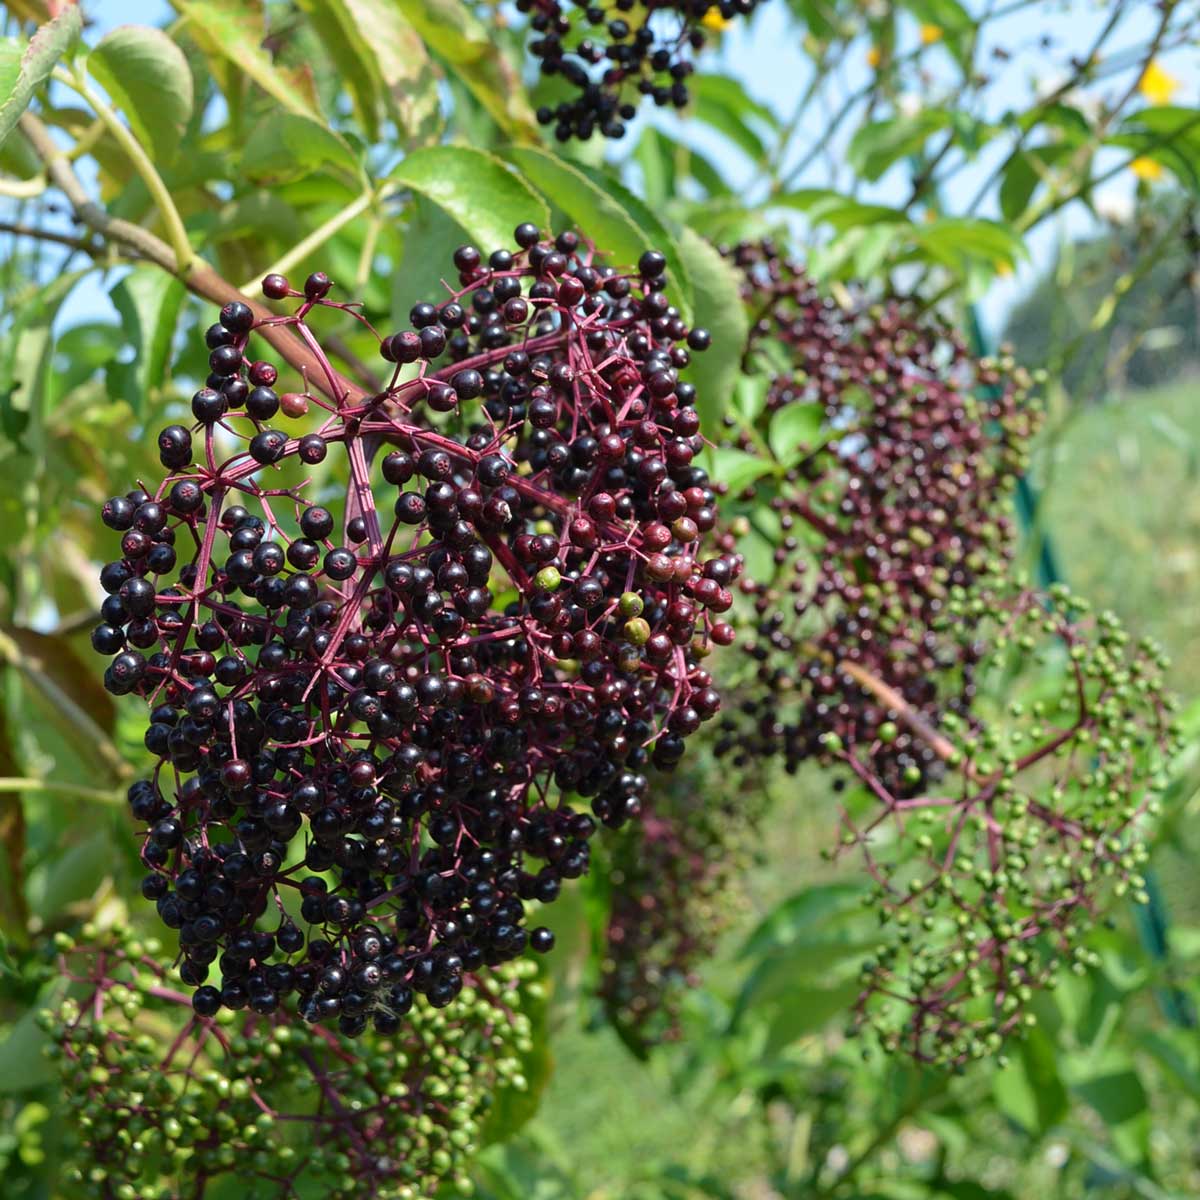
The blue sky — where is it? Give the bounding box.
[23,0,1193,338]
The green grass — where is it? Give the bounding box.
[1029,377,1200,689]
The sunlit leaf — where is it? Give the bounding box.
[108,267,186,420]
[394,0,537,140]
[88,25,194,164]
[171,0,324,121]
[700,445,773,498]
[768,401,823,464]
[507,149,692,319]
[240,113,360,184]
[676,226,745,433]
[0,5,82,149]
[391,146,551,259]
[992,1026,1069,1134]
[848,110,952,181]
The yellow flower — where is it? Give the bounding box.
[701,7,732,31]
[920,23,943,44]
[994,259,1013,278]
[866,45,882,68]
[1130,156,1164,181]
[1139,60,1179,106]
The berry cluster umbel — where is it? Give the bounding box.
[92,226,734,1034]
[713,241,1039,797]
[825,583,1179,1066]
[522,0,761,140]
[43,930,538,1199]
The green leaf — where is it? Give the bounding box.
[292,0,382,138]
[0,5,82,149]
[768,401,823,464]
[731,881,876,1028]
[999,150,1037,223]
[734,937,871,1029]
[393,0,536,139]
[240,113,360,184]
[848,110,952,181]
[1138,1031,1200,1103]
[992,1026,1068,1134]
[506,148,692,319]
[26,828,114,922]
[904,0,974,70]
[772,187,847,213]
[108,267,187,420]
[339,0,439,139]
[1073,1069,1147,1128]
[391,146,551,261]
[0,124,40,180]
[633,126,675,211]
[852,222,900,279]
[763,979,862,1050]
[689,72,774,162]
[0,270,88,447]
[735,373,769,424]
[48,321,122,403]
[700,445,772,497]
[1109,105,1200,193]
[170,0,324,121]
[0,44,28,138]
[911,217,1026,274]
[88,25,194,164]
[675,227,745,435]
[296,0,438,141]
[392,195,468,333]
[807,194,908,233]
[0,1006,52,1093]
[740,881,871,959]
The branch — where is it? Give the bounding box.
[837,658,961,763]
[0,219,99,254]
[18,111,368,409]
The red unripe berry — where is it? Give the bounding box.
[569,516,597,546]
[589,493,616,521]
[643,523,671,551]
[280,392,310,418]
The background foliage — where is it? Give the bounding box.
[0,0,1198,1197]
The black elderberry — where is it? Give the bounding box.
[191,387,226,423]
[220,300,254,334]
[93,235,731,1030]
[246,385,279,420]
[304,271,332,300]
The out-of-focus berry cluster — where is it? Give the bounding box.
[713,241,1040,797]
[521,0,761,140]
[42,930,538,1199]
[598,759,764,1048]
[823,583,1179,1065]
[91,226,734,1033]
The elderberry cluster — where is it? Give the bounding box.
[713,241,1039,796]
[599,757,763,1048]
[826,583,1180,1066]
[91,225,734,1033]
[522,0,761,140]
[43,929,539,1199]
